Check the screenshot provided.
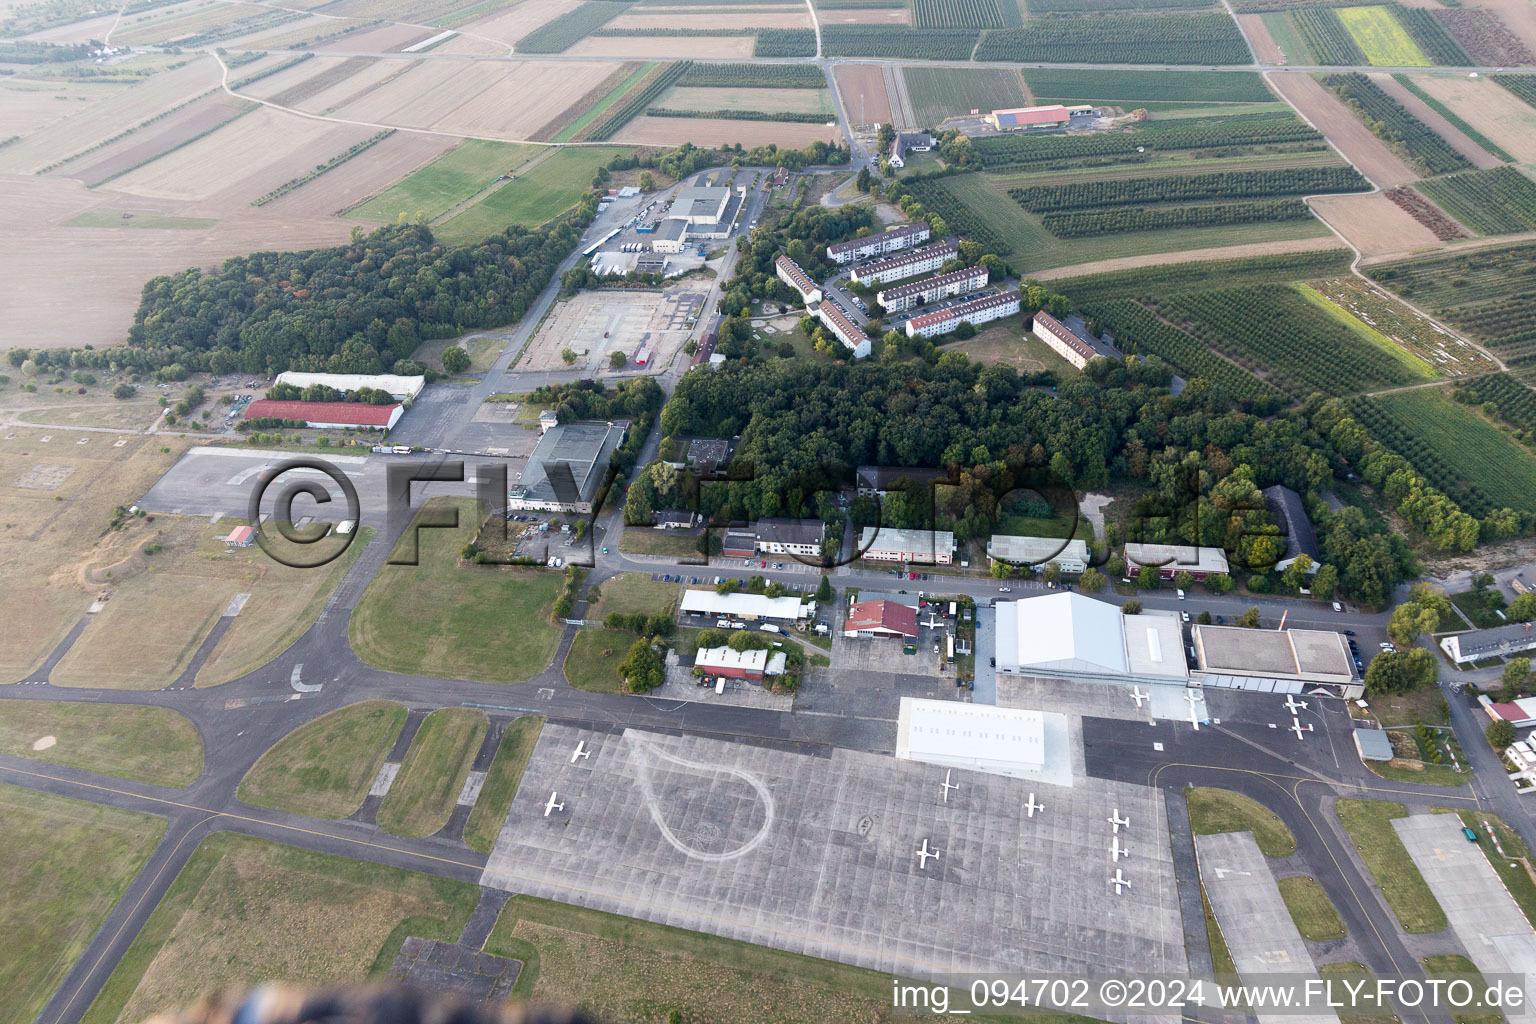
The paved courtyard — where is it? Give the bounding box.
[483,725,1187,981]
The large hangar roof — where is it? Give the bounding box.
[896,698,1045,777]
[996,592,1127,676]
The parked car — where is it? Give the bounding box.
[1180,611,1191,622]
[1380,642,1396,651]
[999,587,1012,593]
[1342,630,1356,636]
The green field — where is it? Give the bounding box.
[555,62,654,143]
[464,715,545,853]
[3,785,166,1024]
[1277,875,1346,940]
[1260,11,1313,63]
[237,700,408,819]
[81,834,479,1024]
[1022,68,1275,103]
[350,498,565,684]
[349,139,541,224]
[1337,5,1430,66]
[377,707,488,839]
[1334,798,1445,933]
[1416,166,1536,237]
[437,146,631,239]
[564,626,638,693]
[904,67,1026,127]
[0,700,202,786]
[63,210,217,230]
[929,172,1331,271]
[1186,787,1296,857]
[1374,389,1536,511]
[1292,283,1439,381]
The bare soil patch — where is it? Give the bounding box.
[0,79,129,138]
[290,58,406,114]
[332,59,503,129]
[461,0,584,47]
[615,114,839,146]
[1032,236,1349,281]
[662,85,829,113]
[1368,73,1499,168]
[1415,74,1536,164]
[819,6,909,22]
[1385,186,1466,241]
[565,34,757,57]
[263,129,456,217]
[64,96,249,187]
[329,21,435,51]
[434,62,623,139]
[1266,71,1418,188]
[833,64,892,125]
[1310,191,1442,257]
[607,7,809,28]
[1463,0,1536,57]
[1240,14,1284,63]
[266,57,374,108]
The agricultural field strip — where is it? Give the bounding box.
[1414,167,1536,237]
[1366,244,1536,371]
[1453,373,1536,434]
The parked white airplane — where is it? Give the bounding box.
[1108,809,1129,833]
[1283,695,1309,715]
[1290,718,1313,741]
[1112,868,1132,895]
[1024,793,1044,818]
[570,741,591,763]
[941,769,959,804]
[543,791,565,817]
[1131,686,1150,708]
[917,839,941,868]
[1110,836,1130,862]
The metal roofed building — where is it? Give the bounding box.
[987,535,1090,573]
[843,599,919,638]
[669,184,732,225]
[243,399,402,431]
[507,420,626,513]
[993,593,1188,684]
[858,526,955,565]
[678,589,811,621]
[775,254,823,305]
[1354,727,1395,762]
[850,242,958,286]
[985,104,1092,131]
[648,217,690,254]
[695,645,770,680]
[1191,624,1355,687]
[1442,621,1536,665]
[1262,485,1321,573]
[273,371,425,402]
[877,264,987,313]
[826,222,931,264]
[1123,543,1230,581]
[905,290,1020,339]
[896,697,1046,778]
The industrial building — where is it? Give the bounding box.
[877,264,988,313]
[647,218,690,254]
[1123,543,1230,581]
[1030,312,1102,370]
[994,593,1188,685]
[273,371,425,403]
[678,589,812,621]
[858,526,955,565]
[720,518,826,558]
[1442,622,1536,665]
[775,254,822,305]
[1190,624,1356,689]
[826,222,931,264]
[896,698,1046,779]
[243,399,403,431]
[987,104,1094,131]
[694,646,786,681]
[667,184,741,237]
[905,290,1020,339]
[506,420,626,514]
[843,599,920,639]
[1262,485,1321,573]
[987,535,1090,574]
[850,242,958,286]
[815,302,870,358]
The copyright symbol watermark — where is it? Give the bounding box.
[245,457,361,569]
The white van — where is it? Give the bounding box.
[1176,588,1186,600]
[761,623,781,633]
[716,619,731,628]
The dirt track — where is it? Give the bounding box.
[1032,236,1349,282]
[1266,71,1419,188]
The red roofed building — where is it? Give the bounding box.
[244,399,403,431]
[843,599,919,639]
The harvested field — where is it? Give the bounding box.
[113,1,247,45]
[264,57,375,108]
[261,130,457,216]
[434,62,624,138]
[234,54,357,102]
[1416,73,1536,164]
[564,34,756,56]
[1030,236,1348,281]
[0,79,129,138]
[817,5,909,21]
[288,58,407,114]
[1240,13,1285,62]
[0,57,222,174]
[658,85,832,113]
[329,59,507,128]
[1385,185,1467,241]
[461,0,587,47]
[833,63,892,125]
[614,113,839,146]
[328,21,436,50]
[1311,191,1443,257]
[222,13,339,49]
[21,9,123,42]
[1368,73,1499,168]
[1435,6,1534,65]
[61,96,252,188]
[605,7,810,27]
[1266,71,1418,187]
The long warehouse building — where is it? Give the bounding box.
[851,242,958,286]
[906,290,1020,338]
[877,264,988,313]
[826,222,930,264]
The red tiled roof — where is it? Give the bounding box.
[244,399,399,426]
[845,599,918,637]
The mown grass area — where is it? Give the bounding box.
[1277,875,1346,941]
[484,894,1087,1023]
[1319,962,1396,1024]
[1334,798,1446,934]
[592,571,679,618]
[564,627,635,693]
[438,147,632,239]
[237,700,408,819]
[63,210,217,229]
[1450,809,1536,931]
[377,707,488,839]
[350,498,565,684]
[349,139,541,224]
[555,63,654,143]
[1422,954,1502,1024]
[1365,757,1467,787]
[464,715,545,853]
[81,833,479,1024]
[1186,786,1296,857]
[1202,888,1239,980]
[2,785,166,1024]
[617,527,710,558]
[0,700,203,786]
[1293,283,1439,381]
